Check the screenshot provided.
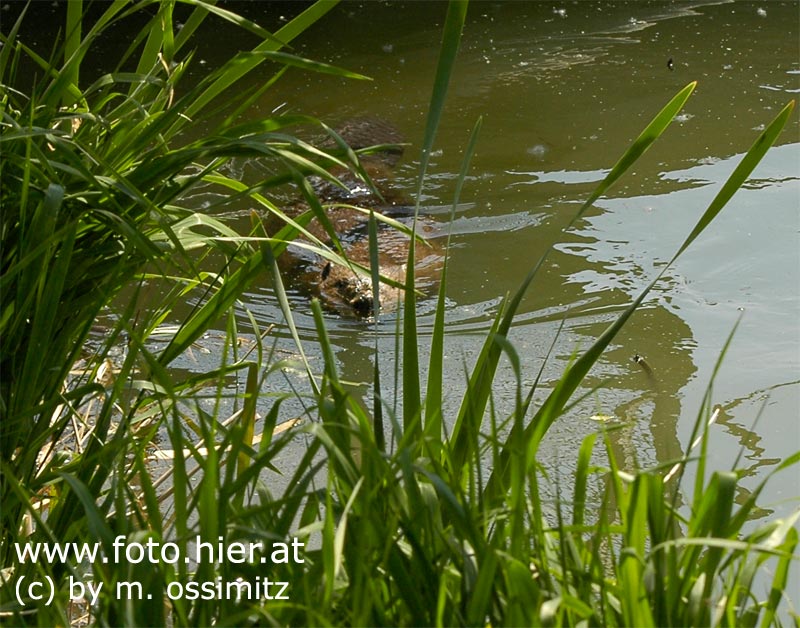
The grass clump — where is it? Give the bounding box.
[1,1,797,626]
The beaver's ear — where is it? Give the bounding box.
[321,262,331,281]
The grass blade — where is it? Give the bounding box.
[672,99,795,261]
[404,0,469,433]
[425,117,482,443]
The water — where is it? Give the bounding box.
[202,0,800,516]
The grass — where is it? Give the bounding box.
[1,1,797,626]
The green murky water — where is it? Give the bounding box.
[197,0,800,514]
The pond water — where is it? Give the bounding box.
[187,0,800,525]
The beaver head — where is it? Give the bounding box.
[313,222,442,318]
[317,259,405,318]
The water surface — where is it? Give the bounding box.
[207,0,800,517]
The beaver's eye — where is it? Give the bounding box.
[321,262,331,281]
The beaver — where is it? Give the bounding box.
[300,209,443,317]
[273,118,444,318]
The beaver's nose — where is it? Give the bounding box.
[350,293,374,316]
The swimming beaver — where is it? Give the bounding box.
[274,118,444,317]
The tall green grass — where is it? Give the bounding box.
[1,1,367,624]
[1,0,797,626]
